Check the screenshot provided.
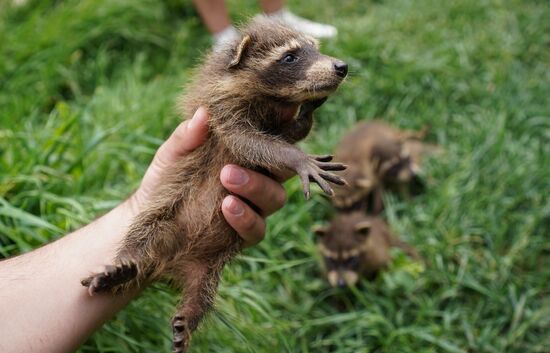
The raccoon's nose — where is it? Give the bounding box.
[337,278,347,288]
[334,61,348,78]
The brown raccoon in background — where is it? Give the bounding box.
[314,211,419,287]
[81,18,348,353]
[332,120,439,213]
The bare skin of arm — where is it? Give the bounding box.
[0,108,286,353]
[192,0,284,34]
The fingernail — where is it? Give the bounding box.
[187,113,197,130]
[188,113,198,131]
[226,197,244,216]
[225,166,249,186]
[188,107,206,130]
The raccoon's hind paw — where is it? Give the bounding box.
[172,315,191,353]
[81,261,138,296]
[295,154,347,199]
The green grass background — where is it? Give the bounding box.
[1,0,549,352]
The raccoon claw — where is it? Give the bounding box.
[319,171,347,186]
[316,161,347,171]
[308,174,334,196]
[298,173,311,200]
[172,316,191,353]
[81,261,138,295]
[313,154,333,162]
[295,155,347,199]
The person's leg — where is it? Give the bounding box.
[259,0,338,38]
[192,0,231,34]
[259,0,284,14]
[192,0,238,49]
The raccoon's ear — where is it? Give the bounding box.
[312,225,329,237]
[354,221,372,237]
[228,35,251,69]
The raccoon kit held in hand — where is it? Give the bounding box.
[80,19,347,352]
[314,211,419,287]
[332,120,439,212]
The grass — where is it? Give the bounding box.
[1,0,549,352]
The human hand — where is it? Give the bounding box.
[127,107,286,247]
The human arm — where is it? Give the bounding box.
[0,107,286,353]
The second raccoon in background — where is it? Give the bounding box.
[332,120,440,212]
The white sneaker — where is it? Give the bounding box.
[213,26,239,52]
[11,0,28,6]
[267,8,337,39]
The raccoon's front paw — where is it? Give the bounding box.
[293,154,347,199]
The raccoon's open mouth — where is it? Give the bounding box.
[279,97,328,123]
[278,103,301,123]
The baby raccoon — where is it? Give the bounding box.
[313,211,418,287]
[332,120,436,212]
[81,19,348,352]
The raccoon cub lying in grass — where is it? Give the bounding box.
[81,18,347,352]
[314,211,419,287]
[314,121,437,288]
[332,120,440,213]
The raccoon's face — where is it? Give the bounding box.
[370,139,417,183]
[313,213,374,288]
[226,19,347,106]
[253,38,347,103]
[380,153,417,183]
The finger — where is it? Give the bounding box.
[319,171,347,185]
[316,162,347,171]
[153,107,209,167]
[222,196,266,248]
[133,107,209,209]
[220,165,286,217]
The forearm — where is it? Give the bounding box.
[0,202,141,353]
[221,129,301,174]
[221,129,346,198]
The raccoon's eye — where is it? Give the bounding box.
[324,257,337,269]
[344,256,360,268]
[281,53,298,64]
